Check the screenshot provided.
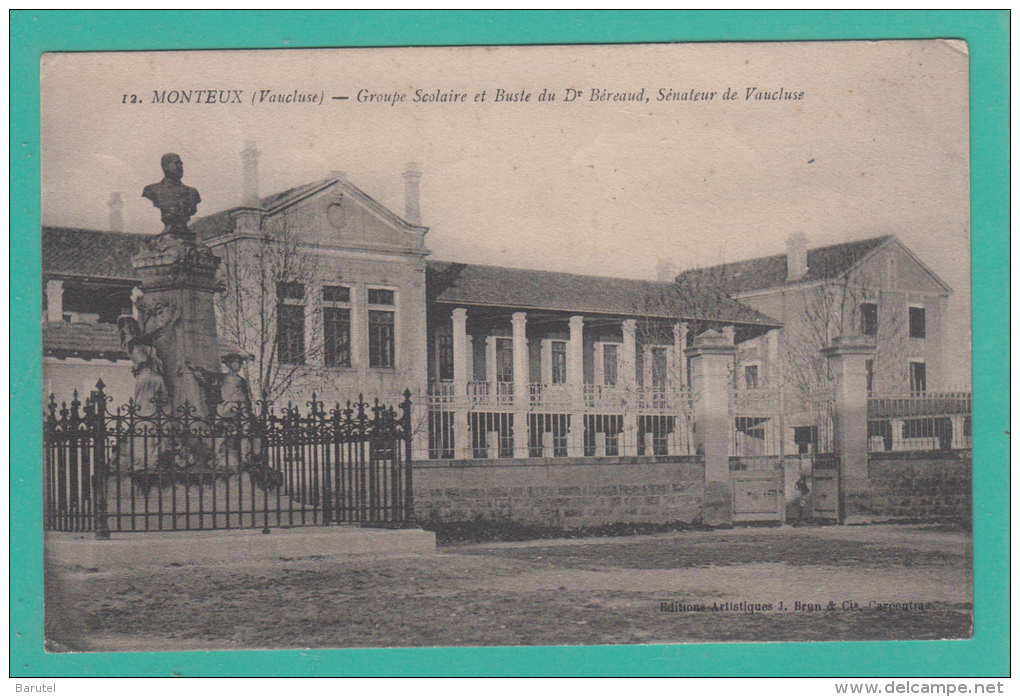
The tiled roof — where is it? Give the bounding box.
[43,322,126,359]
[43,227,148,281]
[190,210,234,241]
[43,322,244,360]
[42,225,780,329]
[426,261,779,327]
[676,236,894,295]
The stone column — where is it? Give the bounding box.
[621,319,638,456]
[568,315,585,457]
[451,308,470,459]
[689,329,736,527]
[821,335,876,524]
[950,414,966,449]
[670,322,684,455]
[672,323,684,385]
[131,238,223,419]
[45,279,64,322]
[511,312,529,458]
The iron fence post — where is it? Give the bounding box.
[401,389,414,524]
[92,380,111,540]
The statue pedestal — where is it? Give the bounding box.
[132,234,223,419]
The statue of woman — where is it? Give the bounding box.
[185,352,255,471]
[217,353,252,418]
[117,315,173,472]
[118,316,169,417]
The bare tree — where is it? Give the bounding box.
[215,212,330,405]
[628,260,751,454]
[780,255,909,408]
[637,255,747,389]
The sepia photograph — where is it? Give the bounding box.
[16,16,1005,677]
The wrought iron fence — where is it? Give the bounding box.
[731,388,782,457]
[868,392,971,452]
[422,381,696,460]
[421,408,695,460]
[44,380,414,536]
[807,388,837,455]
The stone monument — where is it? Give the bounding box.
[132,153,223,424]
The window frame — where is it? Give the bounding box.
[436,333,454,381]
[744,363,760,390]
[550,340,567,385]
[648,345,668,388]
[495,338,514,384]
[322,285,352,368]
[860,302,878,337]
[367,288,395,306]
[909,305,926,339]
[367,286,397,370]
[276,300,306,366]
[601,343,619,387]
[909,360,927,393]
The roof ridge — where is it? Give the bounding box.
[43,225,153,239]
[677,234,895,276]
[427,259,674,288]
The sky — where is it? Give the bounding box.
[39,41,971,385]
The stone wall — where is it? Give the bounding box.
[869,450,971,522]
[413,456,705,529]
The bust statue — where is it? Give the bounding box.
[142,153,202,237]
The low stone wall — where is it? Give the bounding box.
[869,450,971,523]
[413,455,705,529]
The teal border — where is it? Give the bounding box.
[10,11,1008,677]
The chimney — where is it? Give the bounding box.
[108,192,123,232]
[403,162,422,226]
[786,232,808,282]
[656,257,678,283]
[241,140,261,207]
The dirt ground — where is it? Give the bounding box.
[45,524,972,652]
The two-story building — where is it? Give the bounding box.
[676,232,953,454]
[42,150,952,468]
[423,261,779,461]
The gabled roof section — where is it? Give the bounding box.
[43,227,147,281]
[426,261,779,327]
[337,178,429,235]
[192,176,428,242]
[676,235,895,295]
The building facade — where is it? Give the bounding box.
[423,261,778,461]
[191,168,430,410]
[676,233,953,453]
[42,160,952,466]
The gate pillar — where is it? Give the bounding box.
[821,335,875,524]
[689,329,736,527]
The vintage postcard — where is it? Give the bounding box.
[39,40,974,656]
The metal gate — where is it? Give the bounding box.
[43,381,415,536]
[731,458,784,523]
[810,455,840,522]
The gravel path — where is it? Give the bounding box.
[46,524,972,652]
